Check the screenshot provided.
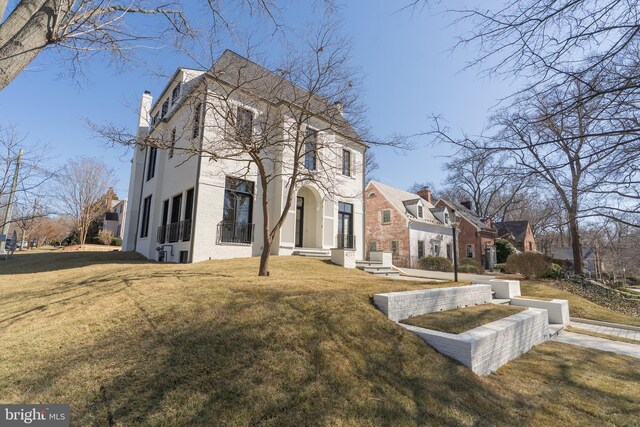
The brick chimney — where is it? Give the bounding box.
[417,187,432,203]
[461,200,472,210]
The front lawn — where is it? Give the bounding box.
[401,304,526,334]
[1,251,639,426]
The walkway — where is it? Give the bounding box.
[552,331,640,359]
[394,267,495,283]
[570,320,640,341]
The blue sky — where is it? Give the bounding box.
[1,1,513,198]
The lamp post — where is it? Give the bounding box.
[451,209,459,282]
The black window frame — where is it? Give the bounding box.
[237,107,253,143]
[161,100,169,118]
[192,102,202,139]
[140,195,152,238]
[342,149,351,176]
[304,128,317,171]
[146,147,157,181]
[220,177,255,244]
[169,128,176,159]
[418,240,425,259]
[171,83,181,105]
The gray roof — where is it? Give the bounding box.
[207,50,363,144]
[368,180,447,226]
[495,221,530,241]
[437,199,494,232]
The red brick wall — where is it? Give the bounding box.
[365,183,410,266]
[523,225,537,252]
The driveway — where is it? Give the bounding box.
[395,267,495,283]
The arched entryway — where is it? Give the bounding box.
[295,186,323,248]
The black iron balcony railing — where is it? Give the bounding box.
[217,221,255,244]
[336,233,356,249]
[182,219,192,242]
[157,219,193,244]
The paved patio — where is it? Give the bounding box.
[394,267,495,282]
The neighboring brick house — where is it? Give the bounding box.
[495,221,536,252]
[435,199,497,269]
[365,181,453,268]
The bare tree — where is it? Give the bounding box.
[416,0,640,224]
[12,197,47,249]
[439,148,531,219]
[96,22,402,276]
[56,157,114,246]
[0,124,50,229]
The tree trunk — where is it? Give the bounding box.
[259,238,271,276]
[258,172,271,276]
[568,210,583,275]
[0,0,57,90]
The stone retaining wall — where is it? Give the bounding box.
[401,308,550,375]
[373,285,492,322]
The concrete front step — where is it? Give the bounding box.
[293,249,331,257]
[356,261,383,267]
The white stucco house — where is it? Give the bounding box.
[123,50,366,263]
[103,199,127,239]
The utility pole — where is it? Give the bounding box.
[1,149,22,254]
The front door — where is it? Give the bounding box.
[295,196,304,247]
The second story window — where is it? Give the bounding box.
[304,129,317,170]
[237,107,253,143]
[342,149,351,176]
[171,83,181,105]
[417,205,423,218]
[382,209,391,224]
[146,147,157,181]
[169,128,176,159]
[192,102,202,139]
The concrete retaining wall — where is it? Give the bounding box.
[373,285,492,321]
[401,308,550,375]
[474,279,521,299]
[510,297,570,325]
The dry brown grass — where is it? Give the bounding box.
[401,304,526,334]
[1,251,639,426]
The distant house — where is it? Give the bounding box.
[365,181,453,268]
[103,199,127,238]
[435,199,497,269]
[548,246,601,275]
[495,221,536,252]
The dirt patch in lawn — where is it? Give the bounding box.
[401,304,526,334]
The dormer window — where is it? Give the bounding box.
[171,83,181,105]
[444,213,450,224]
[161,100,169,118]
[417,205,423,218]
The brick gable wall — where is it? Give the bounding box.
[364,184,410,266]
